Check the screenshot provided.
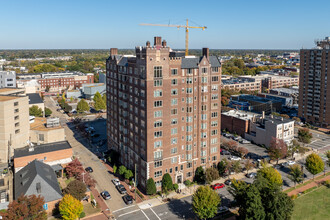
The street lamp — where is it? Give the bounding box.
[82,172,86,183]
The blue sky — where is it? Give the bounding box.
[0,0,329,49]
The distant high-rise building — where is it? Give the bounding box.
[299,37,330,127]
[106,37,221,190]
[0,71,16,88]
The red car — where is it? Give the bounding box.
[211,183,225,190]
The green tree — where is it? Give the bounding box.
[288,139,300,159]
[326,151,330,167]
[146,178,157,195]
[59,194,83,220]
[29,105,43,117]
[63,103,72,113]
[257,166,283,185]
[63,180,87,201]
[244,159,254,174]
[194,166,205,184]
[4,195,47,220]
[237,185,265,220]
[124,169,133,180]
[44,107,52,117]
[173,183,179,191]
[231,160,242,174]
[288,164,303,187]
[192,186,221,220]
[77,99,89,113]
[162,173,173,193]
[93,91,106,110]
[298,128,313,144]
[118,165,127,176]
[205,167,220,184]
[102,93,106,105]
[62,92,66,102]
[113,165,117,174]
[217,160,227,177]
[305,153,324,179]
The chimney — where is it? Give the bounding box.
[110,48,118,56]
[262,111,265,119]
[162,40,167,47]
[146,41,150,47]
[154,36,162,46]
[202,48,209,59]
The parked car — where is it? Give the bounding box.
[100,191,111,200]
[217,206,229,214]
[288,160,296,166]
[116,184,127,194]
[233,136,240,141]
[224,179,232,185]
[112,178,120,186]
[122,195,133,205]
[211,183,225,190]
[85,167,93,173]
[282,161,296,167]
[246,172,257,178]
[220,149,230,155]
[240,139,251,144]
[229,156,241,161]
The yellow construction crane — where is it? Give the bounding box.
[140,19,207,56]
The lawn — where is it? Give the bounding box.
[292,186,330,220]
[83,203,101,216]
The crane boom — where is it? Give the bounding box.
[140,19,206,56]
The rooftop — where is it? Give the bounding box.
[263,115,294,125]
[14,141,71,158]
[222,110,260,120]
[237,94,282,104]
[0,95,22,102]
[270,87,299,94]
[27,93,43,105]
[30,117,62,131]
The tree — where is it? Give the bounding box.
[63,103,72,113]
[173,183,179,191]
[62,92,66,102]
[102,93,106,105]
[162,173,173,193]
[217,160,228,177]
[305,153,324,179]
[194,166,205,184]
[237,185,265,220]
[268,137,287,164]
[4,195,47,220]
[287,139,300,159]
[65,158,84,178]
[257,166,283,185]
[29,105,43,117]
[124,169,133,180]
[146,178,157,195]
[93,91,106,110]
[59,194,83,220]
[244,159,254,174]
[113,165,117,174]
[118,165,127,176]
[44,107,52,117]
[77,99,89,113]
[237,147,249,158]
[298,128,313,144]
[326,151,330,167]
[192,186,221,220]
[231,160,242,174]
[79,173,96,188]
[288,164,303,187]
[63,180,87,200]
[205,167,220,184]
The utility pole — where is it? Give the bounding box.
[134,164,137,202]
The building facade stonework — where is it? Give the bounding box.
[106,37,221,190]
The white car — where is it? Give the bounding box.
[288,161,296,166]
[112,178,120,186]
[229,156,241,161]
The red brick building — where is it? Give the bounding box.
[106,37,222,190]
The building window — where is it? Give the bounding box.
[171,89,178,95]
[211,129,218,136]
[154,79,162,87]
[154,100,163,107]
[171,79,178,85]
[186,145,192,150]
[187,172,192,177]
[211,147,217,153]
[171,69,178,76]
[187,162,192,168]
[154,121,162,128]
[202,67,208,73]
[14,102,19,106]
[154,131,163,138]
[154,170,162,178]
[187,69,193,75]
[212,67,219,72]
[154,66,163,78]
[154,90,163,97]
[15,129,20,134]
[171,138,177,144]
[186,78,193,84]
[171,128,178,135]
[211,112,218,118]
[154,151,163,160]
[14,109,19,113]
[171,147,178,154]
[154,110,162,118]
[201,114,207,120]
[171,98,178,105]
[211,121,218,127]
[211,76,219,81]
[15,122,19,127]
[171,109,178,115]
[154,161,162,168]
[15,115,19,120]
[154,140,162,148]
[202,77,208,83]
[171,157,178,164]
[171,118,178,125]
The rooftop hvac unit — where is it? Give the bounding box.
[46,117,60,128]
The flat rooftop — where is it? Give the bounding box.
[238,95,282,103]
[270,87,299,94]
[14,141,71,158]
[222,110,260,120]
[30,117,62,131]
[0,95,22,101]
[0,88,25,95]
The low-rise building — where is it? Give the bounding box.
[245,114,294,147]
[29,117,65,145]
[221,110,260,137]
[14,141,72,172]
[0,71,16,88]
[222,77,261,92]
[14,160,62,213]
[27,93,44,110]
[0,163,10,210]
[82,83,106,99]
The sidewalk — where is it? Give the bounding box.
[287,174,330,196]
[89,187,111,218]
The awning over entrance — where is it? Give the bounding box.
[51,164,63,171]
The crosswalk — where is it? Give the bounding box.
[308,138,330,150]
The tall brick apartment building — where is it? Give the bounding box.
[299,37,330,127]
[106,37,221,189]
